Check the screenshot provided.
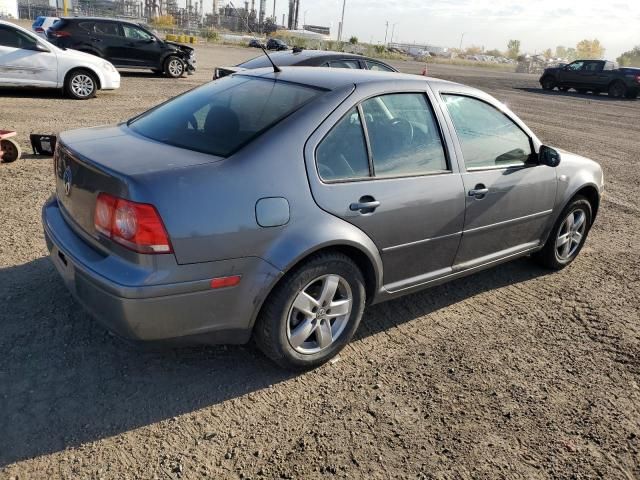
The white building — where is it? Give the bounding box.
[0,0,18,18]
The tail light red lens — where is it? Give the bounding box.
[636,75,640,84]
[94,193,172,254]
[49,30,70,38]
[35,27,44,33]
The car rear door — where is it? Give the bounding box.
[437,90,557,268]
[304,82,466,292]
[91,21,130,66]
[0,24,57,87]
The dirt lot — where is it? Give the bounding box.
[1,44,639,479]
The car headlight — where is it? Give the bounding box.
[102,62,117,73]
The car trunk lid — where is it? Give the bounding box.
[54,124,223,246]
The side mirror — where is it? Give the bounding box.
[32,43,50,52]
[539,145,561,167]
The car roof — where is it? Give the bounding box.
[237,66,462,92]
[60,16,140,26]
[239,49,393,68]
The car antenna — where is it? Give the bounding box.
[228,1,281,73]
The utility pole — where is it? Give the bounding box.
[459,32,465,51]
[384,20,388,45]
[337,0,346,41]
[390,22,397,44]
[272,0,275,21]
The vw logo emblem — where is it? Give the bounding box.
[63,167,72,196]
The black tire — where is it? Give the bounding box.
[541,76,556,90]
[608,81,626,98]
[64,69,97,100]
[164,56,185,78]
[533,196,593,270]
[253,252,366,370]
[0,138,21,163]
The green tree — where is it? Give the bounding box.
[566,48,577,61]
[555,46,567,58]
[575,39,605,59]
[543,48,553,59]
[507,39,521,59]
[349,36,358,45]
[485,48,503,57]
[617,46,640,66]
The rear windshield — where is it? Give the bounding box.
[33,17,44,27]
[129,75,324,157]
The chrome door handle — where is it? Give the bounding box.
[350,200,380,211]
[468,184,489,198]
[468,188,488,196]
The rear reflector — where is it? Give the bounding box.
[210,275,242,289]
[94,193,172,254]
[49,30,70,38]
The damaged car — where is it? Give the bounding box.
[46,17,195,78]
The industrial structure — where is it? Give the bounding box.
[0,0,18,18]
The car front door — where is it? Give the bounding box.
[305,86,466,292]
[558,60,585,87]
[0,24,57,87]
[120,24,162,67]
[439,92,557,268]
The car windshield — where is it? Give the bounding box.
[129,75,324,157]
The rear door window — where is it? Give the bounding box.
[94,21,121,37]
[316,108,370,181]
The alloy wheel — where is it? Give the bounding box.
[286,274,352,355]
[168,59,184,77]
[71,74,94,98]
[555,208,587,261]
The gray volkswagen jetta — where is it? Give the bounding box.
[42,67,604,369]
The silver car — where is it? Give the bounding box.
[42,68,604,369]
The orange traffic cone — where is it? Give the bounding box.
[421,63,429,76]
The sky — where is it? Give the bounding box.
[260,0,640,59]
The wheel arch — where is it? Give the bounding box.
[63,66,102,90]
[572,184,600,223]
[248,240,383,332]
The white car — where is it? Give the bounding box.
[32,16,60,38]
[0,20,120,99]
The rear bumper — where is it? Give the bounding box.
[42,197,282,344]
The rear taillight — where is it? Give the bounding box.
[49,30,70,38]
[35,27,44,33]
[94,193,172,254]
[636,75,640,84]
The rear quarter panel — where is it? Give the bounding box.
[133,85,382,290]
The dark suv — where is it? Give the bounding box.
[266,38,288,51]
[46,17,196,77]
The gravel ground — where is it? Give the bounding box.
[1,44,639,479]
